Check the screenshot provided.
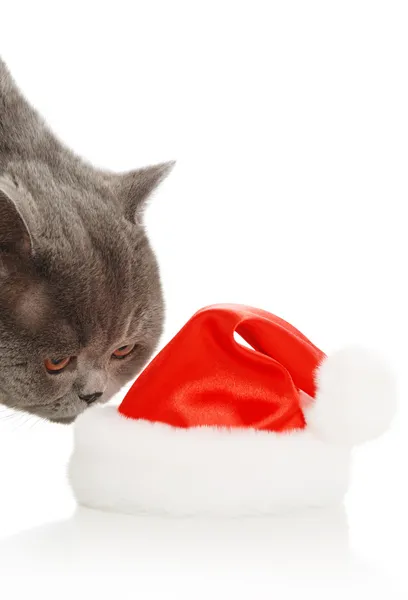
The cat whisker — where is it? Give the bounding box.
[25,414,41,430]
[10,413,35,431]
[0,413,19,421]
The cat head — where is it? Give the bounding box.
[0,161,173,423]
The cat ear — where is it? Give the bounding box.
[115,161,175,223]
[0,175,33,259]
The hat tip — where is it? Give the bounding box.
[306,346,397,446]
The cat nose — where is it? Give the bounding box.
[78,392,103,405]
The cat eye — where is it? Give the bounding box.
[44,357,71,373]
[112,344,136,359]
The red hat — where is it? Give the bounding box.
[69,304,396,516]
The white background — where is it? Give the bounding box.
[1,1,407,598]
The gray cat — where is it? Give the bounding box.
[0,57,173,423]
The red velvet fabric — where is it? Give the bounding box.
[119,305,325,432]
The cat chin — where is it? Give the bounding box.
[49,415,77,425]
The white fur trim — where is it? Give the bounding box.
[69,406,350,516]
[307,347,397,446]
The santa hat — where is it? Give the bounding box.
[69,304,396,516]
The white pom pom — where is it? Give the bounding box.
[306,347,397,446]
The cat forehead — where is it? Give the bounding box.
[38,251,151,343]
[5,160,119,234]
[9,281,144,351]
[1,176,154,346]
[16,282,49,330]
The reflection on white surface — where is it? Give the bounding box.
[0,505,399,598]
[0,506,348,573]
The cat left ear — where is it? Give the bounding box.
[115,161,175,223]
[0,175,33,259]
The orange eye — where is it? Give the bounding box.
[112,344,136,359]
[45,357,71,373]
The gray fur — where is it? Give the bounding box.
[0,57,173,423]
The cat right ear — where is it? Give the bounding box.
[0,175,33,260]
[114,161,175,224]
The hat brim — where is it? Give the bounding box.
[69,406,350,516]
